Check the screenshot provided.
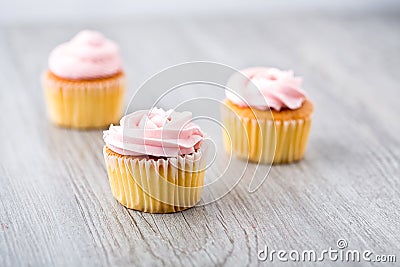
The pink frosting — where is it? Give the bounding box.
[225,67,306,111]
[48,30,122,80]
[103,108,204,157]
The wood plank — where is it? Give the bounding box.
[0,12,399,266]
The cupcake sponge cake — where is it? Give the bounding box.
[222,67,314,164]
[103,108,207,213]
[42,30,126,129]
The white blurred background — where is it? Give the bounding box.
[1,0,399,24]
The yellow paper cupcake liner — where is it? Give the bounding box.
[42,71,125,129]
[103,147,206,213]
[222,108,312,164]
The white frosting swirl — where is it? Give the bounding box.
[226,67,306,111]
[48,30,122,80]
[103,108,204,157]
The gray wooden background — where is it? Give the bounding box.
[1,11,400,266]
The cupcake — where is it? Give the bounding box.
[221,67,314,164]
[103,107,206,213]
[42,30,125,129]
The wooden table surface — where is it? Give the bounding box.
[1,12,399,266]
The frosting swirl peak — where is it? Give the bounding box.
[48,30,122,80]
[103,108,204,157]
[226,67,306,111]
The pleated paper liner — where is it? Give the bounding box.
[103,146,206,213]
[221,101,312,164]
[42,71,126,129]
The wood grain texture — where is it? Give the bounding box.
[1,11,400,266]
